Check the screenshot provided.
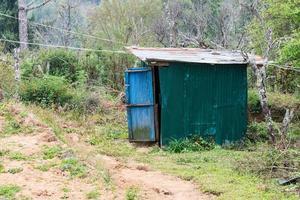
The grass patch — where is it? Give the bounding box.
[0,149,9,157]
[60,157,87,178]
[86,190,100,199]
[2,119,21,136]
[27,101,300,199]
[8,152,29,161]
[166,135,215,153]
[61,187,70,199]
[35,162,57,172]
[145,149,298,200]
[42,145,62,160]
[0,185,21,199]
[0,163,5,173]
[125,186,140,200]
[8,167,23,174]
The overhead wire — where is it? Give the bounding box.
[0,38,127,54]
[0,12,125,45]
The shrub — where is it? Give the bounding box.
[38,49,83,83]
[0,185,21,199]
[20,76,75,107]
[81,52,135,90]
[236,145,300,179]
[166,135,215,153]
[246,122,269,143]
[60,157,87,178]
[21,49,85,83]
[248,89,261,113]
[0,60,16,99]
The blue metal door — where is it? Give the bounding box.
[125,67,156,142]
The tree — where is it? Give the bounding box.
[18,0,53,51]
[245,0,298,149]
[247,0,300,66]
[88,0,163,48]
[0,0,19,52]
[153,0,255,48]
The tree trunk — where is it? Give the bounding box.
[279,108,295,149]
[13,48,21,99]
[251,62,276,144]
[18,0,28,51]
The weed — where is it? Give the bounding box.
[42,146,62,160]
[86,190,100,199]
[166,135,215,153]
[3,119,21,135]
[125,187,139,200]
[62,188,70,193]
[61,187,70,199]
[9,152,28,161]
[246,121,269,143]
[8,167,23,174]
[0,163,5,173]
[236,146,300,178]
[0,185,21,199]
[101,169,113,188]
[60,157,87,178]
[35,163,57,172]
[0,149,9,157]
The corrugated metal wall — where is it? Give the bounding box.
[159,63,247,145]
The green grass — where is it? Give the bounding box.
[8,152,29,161]
[125,186,140,200]
[61,187,70,199]
[0,185,21,199]
[42,145,62,160]
[86,190,100,199]
[0,149,9,157]
[28,102,300,200]
[0,163,5,173]
[60,157,87,178]
[35,162,57,172]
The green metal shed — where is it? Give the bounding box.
[126,47,256,146]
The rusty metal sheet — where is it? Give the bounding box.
[126,47,264,65]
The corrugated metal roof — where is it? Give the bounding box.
[126,47,264,65]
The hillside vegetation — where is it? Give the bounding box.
[0,0,299,200]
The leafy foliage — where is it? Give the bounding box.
[248,0,300,67]
[60,157,87,178]
[0,59,16,99]
[42,146,62,160]
[20,76,75,107]
[167,135,215,153]
[0,185,21,199]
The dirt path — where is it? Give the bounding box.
[0,104,213,200]
[0,105,99,200]
[66,134,213,200]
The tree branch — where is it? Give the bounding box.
[27,0,52,11]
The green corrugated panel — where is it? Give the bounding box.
[159,63,247,145]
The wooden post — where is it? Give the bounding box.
[13,48,21,99]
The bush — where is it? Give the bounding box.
[20,76,75,107]
[248,89,261,113]
[81,52,135,90]
[236,145,300,179]
[166,135,215,153]
[0,60,16,99]
[21,49,85,83]
[246,122,269,143]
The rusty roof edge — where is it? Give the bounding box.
[125,46,265,65]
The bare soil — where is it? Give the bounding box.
[0,104,213,200]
